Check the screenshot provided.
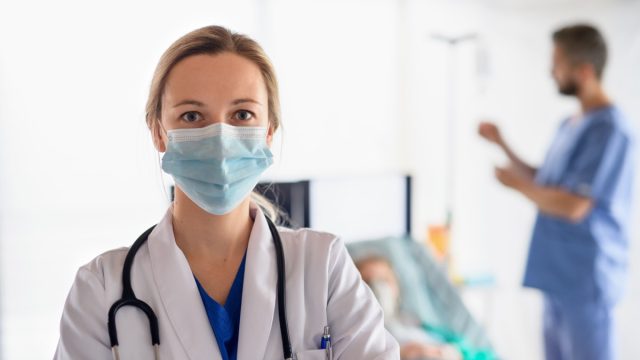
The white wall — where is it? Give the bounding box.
[265,0,406,179]
[1,0,639,359]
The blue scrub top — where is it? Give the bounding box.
[195,253,247,360]
[524,105,634,305]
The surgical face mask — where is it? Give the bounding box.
[369,280,399,319]
[161,123,273,215]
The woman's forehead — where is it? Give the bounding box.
[164,53,267,106]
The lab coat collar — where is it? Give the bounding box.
[147,206,222,360]
[237,204,278,359]
[147,203,277,360]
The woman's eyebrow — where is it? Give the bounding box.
[173,99,262,107]
[232,98,263,106]
[173,99,205,108]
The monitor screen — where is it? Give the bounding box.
[309,174,410,242]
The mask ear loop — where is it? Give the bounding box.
[157,121,169,145]
[267,120,284,172]
[153,120,173,203]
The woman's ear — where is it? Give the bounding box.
[266,123,275,147]
[151,120,167,152]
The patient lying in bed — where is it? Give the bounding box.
[356,255,462,360]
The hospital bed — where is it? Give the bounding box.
[347,237,497,359]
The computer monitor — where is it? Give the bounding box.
[257,174,411,242]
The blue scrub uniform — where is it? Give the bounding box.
[195,253,247,360]
[523,106,634,360]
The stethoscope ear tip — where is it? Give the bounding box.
[111,346,120,360]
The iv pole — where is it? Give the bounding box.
[430,33,477,230]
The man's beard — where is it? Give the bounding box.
[558,79,579,96]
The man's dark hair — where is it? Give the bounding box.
[553,24,608,79]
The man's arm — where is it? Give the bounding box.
[478,122,537,178]
[495,166,593,223]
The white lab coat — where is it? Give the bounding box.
[54,204,400,359]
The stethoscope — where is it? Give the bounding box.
[107,216,294,360]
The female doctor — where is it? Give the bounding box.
[54,25,399,360]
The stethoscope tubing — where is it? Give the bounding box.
[107,216,292,359]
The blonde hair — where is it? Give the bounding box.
[146,25,283,222]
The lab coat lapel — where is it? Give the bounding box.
[237,206,278,360]
[148,208,223,360]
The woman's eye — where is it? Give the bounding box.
[180,111,202,123]
[234,110,254,121]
